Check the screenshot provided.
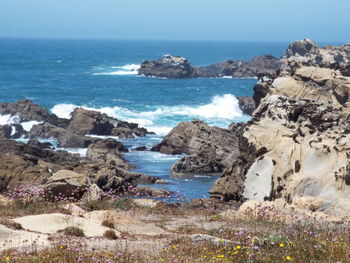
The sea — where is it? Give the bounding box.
[0,38,309,200]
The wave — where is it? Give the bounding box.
[93,64,140,76]
[51,94,248,136]
[0,114,42,131]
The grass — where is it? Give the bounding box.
[1,187,350,262]
[60,226,85,237]
[103,230,118,240]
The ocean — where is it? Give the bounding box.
[0,38,290,200]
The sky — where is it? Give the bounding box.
[0,0,349,42]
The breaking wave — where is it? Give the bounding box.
[51,94,247,136]
[93,64,140,76]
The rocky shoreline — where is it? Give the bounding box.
[1,39,350,221]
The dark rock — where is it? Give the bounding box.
[132,146,148,151]
[238,96,256,115]
[0,125,12,138]
[152,120,241,175]
[86,138,129,169]
[139,54,280,79]
[68,108,115,136]
[27,138,53,149]
[67,108,153,138]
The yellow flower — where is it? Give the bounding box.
[160,259,164,262]
[280,243,285,248]
[5,257,10,262]
[286,256,291,260]
[218,255,224,258]
[236,245,241,249]
[172,245,177,249]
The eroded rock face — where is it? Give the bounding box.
[210,95,350,217]
[152,120,242,175]
[253,39,350,114]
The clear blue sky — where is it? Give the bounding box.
[0,0,349,42]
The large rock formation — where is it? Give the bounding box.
[253,39,350,115]
[210,95,350,217]
[152,120,242,176]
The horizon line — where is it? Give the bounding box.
[0,36,347,44]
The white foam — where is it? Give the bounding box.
[21,120,43,132]
[0,114,20,125]
[50,94,244,135]
[56,148,87,157]
[93,64,140,76]
[51,104,78,119]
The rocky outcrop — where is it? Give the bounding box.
[0,124,27,139]
[45,170,90,198]
[210,95,350,218]
[138,54,280,79]
[0,137,159,195]
[238,96,256,115]
[253,39,350,115]
[86,138,129,169]
[67,108,152,138]
[152,120,242,176]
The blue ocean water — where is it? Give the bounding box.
[0,38,290,199]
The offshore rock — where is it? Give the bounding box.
[139,54,280,79]
[152,120,242,175]
[139,54,197,79]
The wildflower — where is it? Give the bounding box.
[236,245,241,249]
[286,256,291,260]
[280,243,285,248]
[5,257,11,262]
[160,259,164,262]
[218,255,224,258]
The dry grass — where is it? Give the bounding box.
[1,192,350,262]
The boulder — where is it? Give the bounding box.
[67,108,153,138]
[45,170,90,198]
[0,124,27,139]
[152,120,242,175]
[86,138,129,169]
[67,108,115,136]
[238,96,256,115]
